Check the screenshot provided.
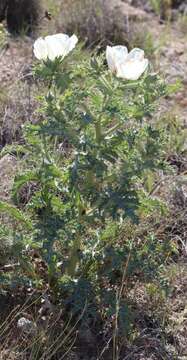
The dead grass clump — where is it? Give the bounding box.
[0,81,39,148]
[0,38,39,149]
[54,0,132,47]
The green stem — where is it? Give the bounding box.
[42,134,51,163]
[67,236,81,277]
[95,120,102,145]
[104,122,122,137]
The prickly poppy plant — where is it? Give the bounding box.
[1,33,173,328]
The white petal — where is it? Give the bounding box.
[111,46,128,62]
[50,34,71,58]
[33,38,48,60]
[116,58,149,80]
[52,33,69,42]
[68,34,78,52]
[106,45,128,74]
[45,35,64,60]
[45,33,78,60]
[127,48,145,61]
[61,34,78,57]
[52,34,70,56]
[106,46,116,73]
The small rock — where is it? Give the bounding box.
[17,317,37,335]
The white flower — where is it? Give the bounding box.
[106,46,148,81]
[33,33,78,61]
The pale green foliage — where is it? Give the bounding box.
[149,0,162,15]
[149,0,172,19]
[1,46,174,333]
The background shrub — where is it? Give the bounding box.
[0,0,41,35]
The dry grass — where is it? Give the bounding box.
[44,0,124,47]
[0,292,87,360]
[42,0,149,47]
[0,36,39,148]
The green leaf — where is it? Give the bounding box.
[12,171,38,203]
[0,201,33,230]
